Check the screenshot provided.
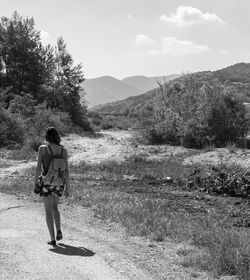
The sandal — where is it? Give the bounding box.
[47,240,56,246]
[56,230,63,241]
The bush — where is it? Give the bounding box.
[31,104,73,137]
[141,109,181,145]
[98,115,136,131]
[0,109,24,147]
[88,111,102,127]
[182,164,250,198]
[140,75,249,148]
[100,119,113,130]
[0,100,74,152]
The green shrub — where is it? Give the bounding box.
[8,94,73,140]
[88,111,102,127]
[16,105,74,153]
[140,75,249,148]
[101,121,113,130]
[141,110,180,145]
[98,115,136,131]
[0,109,24,147]
[182,165,250,198]
[1,101,74,152]
[31,104,73,137]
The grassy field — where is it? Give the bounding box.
[1,151,250,279]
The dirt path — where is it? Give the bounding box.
[0,131,215,280]
[0,192,213,280]
[0,193,153,280]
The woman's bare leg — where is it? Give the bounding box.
[43,196,55,241]
[52,196,61,231]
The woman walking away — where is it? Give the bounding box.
[34,127,70,246]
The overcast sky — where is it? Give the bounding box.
[2,0,250,79]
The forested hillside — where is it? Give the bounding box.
[94,63,250,117]
[0,12,90,149]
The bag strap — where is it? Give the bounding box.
[60,147,64,158]
[47,145,54,159]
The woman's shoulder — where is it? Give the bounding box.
[38,144,48,153]
[39,144,47,149]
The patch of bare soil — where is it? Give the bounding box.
[63,131,188,165]
[184,148,250,168]
[63,131,134,164]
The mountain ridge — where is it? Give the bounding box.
[82,74,180,107]
[92,63,250,115]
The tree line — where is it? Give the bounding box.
[0,12,90,148]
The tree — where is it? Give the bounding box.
[0,12,51,103]
[49,37,89,129]
[8,93,36,118]
[0,108,24,147]
[0,87,12,109]
[0,12,91,135]
[141,74,249,147]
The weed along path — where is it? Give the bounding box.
[0,131,225,280]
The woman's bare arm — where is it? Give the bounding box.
[34,146,43,186]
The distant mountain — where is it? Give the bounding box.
[82,74,180,107]
[93,63,250,116]
[122,74,180,94]
[82,76,139,107]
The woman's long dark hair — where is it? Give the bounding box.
[45,127,61,145]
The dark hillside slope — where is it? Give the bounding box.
[214,63,250,84]
[213,63,250,101]
[93,88,159,116]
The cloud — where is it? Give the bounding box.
[135,34,154,46]
[148,37,209,55]
[218,50,229,54]
[40,30,50,42]
[160,6,225,26]
[127,14,133,19]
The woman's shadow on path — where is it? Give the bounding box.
[49,243,95,257]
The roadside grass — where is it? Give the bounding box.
[202,144,216,153]
[0,162,11,168]
[1,155,250,279]
[226,141,238,154]
[8,145,37,160]
[0,145,37,161]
